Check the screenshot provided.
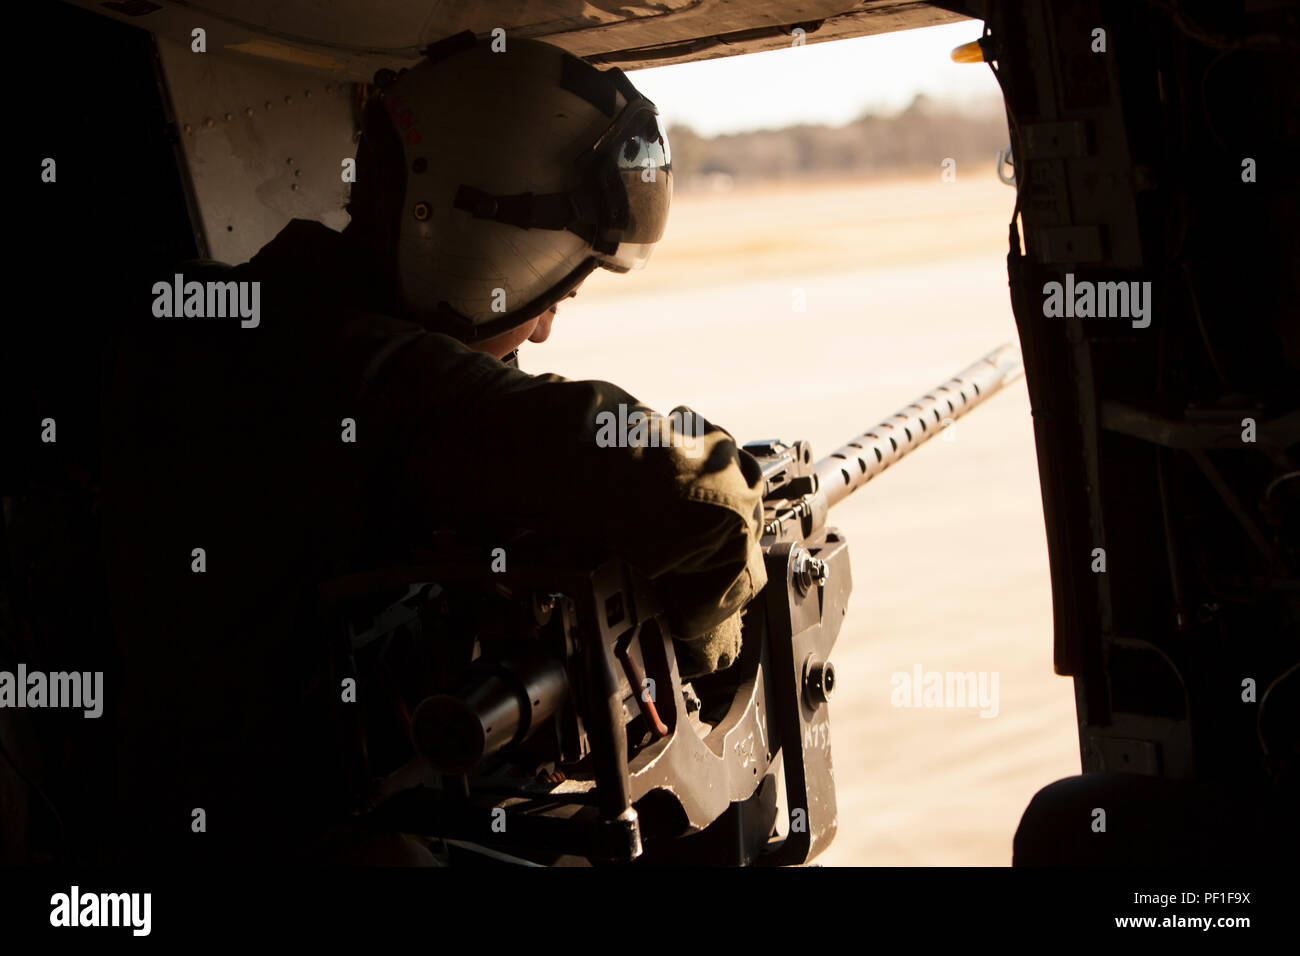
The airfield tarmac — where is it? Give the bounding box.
[532,172,1081,866]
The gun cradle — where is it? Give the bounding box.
[322,509,850,866]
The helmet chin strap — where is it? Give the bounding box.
[500,349,520,368]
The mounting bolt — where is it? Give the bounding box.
[803,655,836,706]
[792,548,827,595]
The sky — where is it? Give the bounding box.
[627,20,1002,137]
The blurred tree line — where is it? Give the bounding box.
[666,94,1009,188]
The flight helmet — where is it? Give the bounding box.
[361,31,672,342]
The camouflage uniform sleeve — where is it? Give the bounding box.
[362,325,768,669]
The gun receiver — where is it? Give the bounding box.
[344,345,1025,866]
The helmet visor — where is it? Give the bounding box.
[583,102,673,272]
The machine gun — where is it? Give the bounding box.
[333,345,1024,865]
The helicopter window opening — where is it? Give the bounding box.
[514,18,1065,867]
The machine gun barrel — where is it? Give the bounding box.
[814,344,1024,509]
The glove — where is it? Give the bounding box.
[674,606,745,678]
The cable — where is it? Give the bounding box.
[1142,0,1300,53]
[1257,660,1299,785]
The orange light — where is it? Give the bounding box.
[950,39,985,64]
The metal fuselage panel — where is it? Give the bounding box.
[65,0,970,74]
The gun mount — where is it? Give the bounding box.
[329,345,1025,866]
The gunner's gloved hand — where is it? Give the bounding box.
[674,606,746,679]
[644,414,767,676]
